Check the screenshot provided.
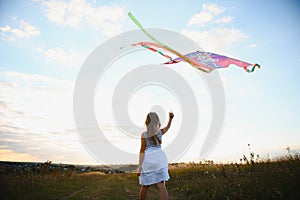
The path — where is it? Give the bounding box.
[61,173,177,200]
[61,174,137,200]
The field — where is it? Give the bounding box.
[1,156,299,200]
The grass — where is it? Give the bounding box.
[0,172,107,199]
[167,156,300,199]
[0,155,299,199]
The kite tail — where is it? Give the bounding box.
[128,12,208,72]
[138,44,173,60]
[164,60,180,65]
[243,63,261,73]
[123,42,174,60]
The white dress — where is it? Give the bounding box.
[139,130,170,186]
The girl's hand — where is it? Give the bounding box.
[169,112,174,119]
[137,166,141,176]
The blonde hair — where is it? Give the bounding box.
[145,112,161,146]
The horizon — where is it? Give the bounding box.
[1,145,298,166]
[1,148,299,166]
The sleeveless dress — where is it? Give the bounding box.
[139,130,170,186]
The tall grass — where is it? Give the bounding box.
[167,155,300,199]
[0,171,106,199]
[0,155,299,199]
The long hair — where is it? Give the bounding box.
[145,112,161,146]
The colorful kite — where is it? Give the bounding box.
[127,12,261,73]
[164,51,261,73]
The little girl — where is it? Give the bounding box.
[138,112,174,200]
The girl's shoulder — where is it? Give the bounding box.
[141,131,146,138]
[142,130,162,137]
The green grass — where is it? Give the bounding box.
[1,156,299,199]
[0,172,107,199]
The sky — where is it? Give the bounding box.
[0,0,300,165]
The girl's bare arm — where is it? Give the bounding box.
[161,112,174,135]
[137,136,146,176]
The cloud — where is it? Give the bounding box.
[1,71,73,89]
[0,71,74,132]
[0,101,9,113]
[0,149,39,162]
[42,0,126,36]
[188,3,225,26]
[0,19,40,41]
[36,47,84,67]
[0,71,143,164]
[184,3,249,54]
[0,25,11,33]
[214,16,234,24]
[0,71,93,163]
[182,28,248,54]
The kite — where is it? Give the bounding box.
[127,12,261,73]
[164,51,261,73]
[130,42,261,73]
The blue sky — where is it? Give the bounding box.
[0,0,299,164]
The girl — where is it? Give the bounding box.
[138,112,174,200]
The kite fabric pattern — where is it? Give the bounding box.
[163,50,261,73]
[128,12,261,73]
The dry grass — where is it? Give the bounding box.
[0,155,299,199]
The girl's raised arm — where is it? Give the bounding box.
[161,112,174,135]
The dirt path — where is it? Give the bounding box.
[124,186,138,200]
[60,174,113,200]
[60,174,134,200]
[60,186,88,200]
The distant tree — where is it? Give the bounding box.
[40,160,52,175]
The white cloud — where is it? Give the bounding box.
[184,3,248,54]
[188,11,213,27]
[43,0,70,25]
[182,28,248,54]
[1,71,73,89]
[0,71,88,163]
[0,25,11,33]
[0,72,74,126]
[86,5,126,36]
[36,47,84,67]
[214,16,234,24]
[42,0,126,36]
[188,3,225,26]
[249,44,257,48]
[204,3,225,15]
[0,19,40,41]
